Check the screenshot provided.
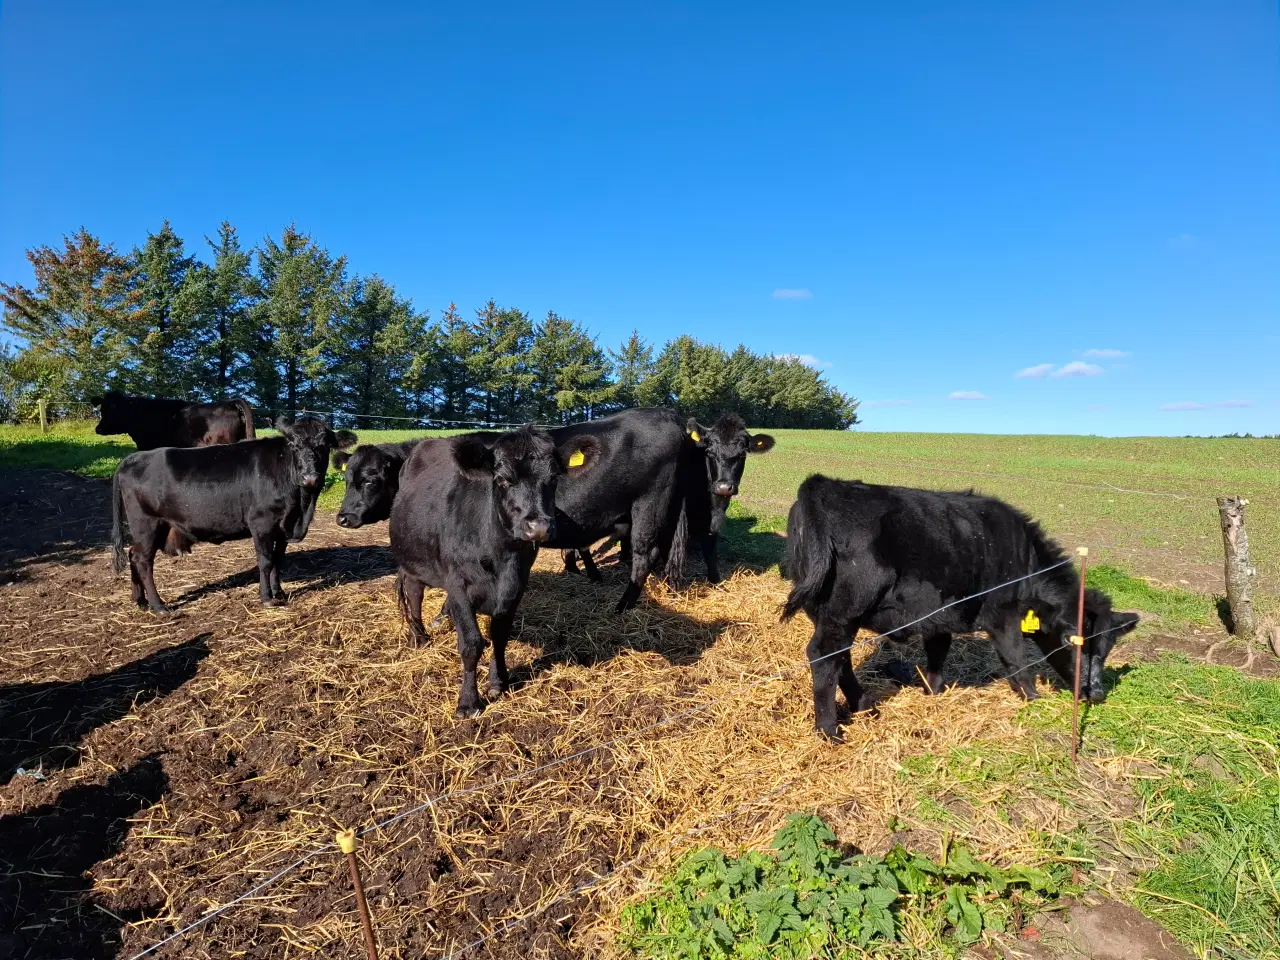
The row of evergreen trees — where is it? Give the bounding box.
[0,223,859,428]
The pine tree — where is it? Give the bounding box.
[186,222,255,399]
[329,274,421,419]
[467,300,534,422]
[529,312,616,422]
[125,221,201,396]
[0,228,140,400]
[253,225,346,415]
[609,330,655,410]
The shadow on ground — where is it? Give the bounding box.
[0,468,114,581]
[0,635,210,784]
[0,755,167,960]
[171,544,397,605]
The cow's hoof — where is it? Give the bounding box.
[486,683,505,700]
[149,604,175,617]
[816,724,845,743]
[454,705,483,719]
[262,597,288,608]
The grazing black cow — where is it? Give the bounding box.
[781,477,1138,740]
[92,390,257,450]
[110,418,357,612]
[391,427,587,716]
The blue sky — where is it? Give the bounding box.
[2,1,1277,436]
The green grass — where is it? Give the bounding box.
[902,657,1280,959]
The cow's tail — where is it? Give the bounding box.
[110,466,128,575]
[781,491,833,622]
[234,398,257,439]
[662,497,689,581]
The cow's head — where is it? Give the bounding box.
[335,445,405,528]
[276,416,358,491]
[454,426,591,543]
[686,414,775,529]
[92,391,129,436]
[1079,588,1139,702]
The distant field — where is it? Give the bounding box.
[3,421,1275,598]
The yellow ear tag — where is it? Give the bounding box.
[690,430,700,442]
[567,449,585,468]
[1020,610,1041,633]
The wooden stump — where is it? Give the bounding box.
[1217,496,1256,642]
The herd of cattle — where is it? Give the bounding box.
[99,392,1138,739]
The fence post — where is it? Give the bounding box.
[38,398,48,433]
[1217,496,1256,642]
[336,829,379,960]
[1070,547,1087,765]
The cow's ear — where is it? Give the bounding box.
[1114,612,1140,636]
[747,432,775,454]
[332,450,352,471]
[686,417,708,446]
[333,429,358,450]
[274,415,293,433]
[88,395,103,407]
[453,434,496,478]
[561,435,600,473]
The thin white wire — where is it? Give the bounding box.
[120,557,1083,959]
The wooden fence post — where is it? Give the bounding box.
[1217,496,1256,642]
[38,398,48,433]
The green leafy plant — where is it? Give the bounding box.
[620,814,1070,958]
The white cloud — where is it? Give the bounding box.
[774,352,832,370]
[1015,363,1055,379]
[772,288,813,300]
[1160,400,1254,412]
[948,390,989,401]
[1050,361,1104,378]
[1082,348,1130,359]
[865,399,914,408]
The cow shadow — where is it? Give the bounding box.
[171,544,397,605]
[0,755,166,960]
[491,568,732,690]
[0,467,114,582]
[0,635,209,785]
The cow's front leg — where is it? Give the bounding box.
[701,532,721,583]
[487,610,515,699]
[269,531,287,601]
[251,530,282,606]
[446,590,488,718]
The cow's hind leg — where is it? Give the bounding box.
[923,632,953,694]
[616,495,668,612]
[807,615,860,741]
[446,591,488,718]
[130,520,170,613]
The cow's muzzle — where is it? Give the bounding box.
[336,511,360,528]
[301,474,321,490]
[713,481,737,497]
[523,518,553,542]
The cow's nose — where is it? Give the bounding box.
[713,481,737,497]
[301,474,320,489]
[336,512,350,527]
[524,519,552,542]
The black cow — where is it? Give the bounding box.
[391,427,586,716]
[681,413,775,582]
[110,418,357,612]
[92,390,257,450]
[781,477,1138,740]
[334,440,421,528]
[340,409,697,612]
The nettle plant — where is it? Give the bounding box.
[621,814,1067,959]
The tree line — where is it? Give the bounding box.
[0,223,859,429]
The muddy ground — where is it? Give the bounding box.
[0,466,1267,960]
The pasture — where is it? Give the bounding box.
[1,420,1277,959]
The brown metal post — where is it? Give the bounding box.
[336,829,379,960]
[1071,547,1088,764]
